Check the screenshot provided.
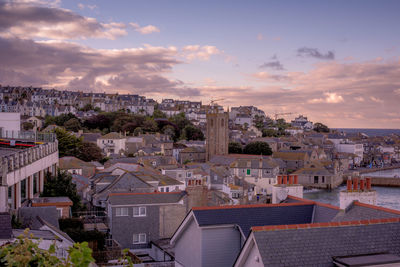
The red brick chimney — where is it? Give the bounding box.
[360,179,365,191]
[294,175,298,184]
[347,178,352,191]
[352,177,358,191]
[277,175,282,185]
[283,175,287,185]
[366,177,372,190]
[288,175,293,185]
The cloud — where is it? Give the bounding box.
[370,96,383,103]
[354,96,364,102]
[395,89,400,95]
[78,3,97,10]
[130,22,160,34]
[259,60,285,70]
[257,33,263,40]
[182,45,221,61]
[308,93,344,104]
[0,36,202,98]
[0,2,126,40]
[297,47,335,60]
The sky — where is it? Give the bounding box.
[0,0,399,128]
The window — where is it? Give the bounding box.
[160,188,164,192]
[133,233,146,244]
[322,176,325,183]
[314,176,319,184]
[166,187,169,192]
[214,175,217,181]
[247,169,251,175]
[57,208,63,218]
[116,207,129,216]
[187,172,192,178]
[133,206,146,217]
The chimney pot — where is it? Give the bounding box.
[360,179,365,191]
[283,175,287,185]
[366,177,372,190]
[346,178,352,191]
[277,175,282,185]
[352,177,358,191]
[294,175,298,184]
[288,175,293,185]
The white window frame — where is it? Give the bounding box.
[133,233,146,244]
[116,207,129,216]
[56,208,63,218]
[133,206,146,217]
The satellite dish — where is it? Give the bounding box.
[276,188,288,202]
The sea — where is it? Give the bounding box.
[334,128,400,137]
[304,185,400,211]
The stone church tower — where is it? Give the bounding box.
[206,109,229,161]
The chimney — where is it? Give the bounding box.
[352,177,358,191]
[277,175,282,185]
[366,177,372,190]
[360,179,365,191]
[294,175,298,184]
[283,175,287,185]
[288,175,293,185]
[346,178,352,191]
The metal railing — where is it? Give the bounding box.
[0,130,56,142]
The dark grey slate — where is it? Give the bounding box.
[253,222,400,267]
[0,212,12,239]
[108,191,187,206]
[18,207,59,229]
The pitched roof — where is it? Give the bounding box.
[59,156,93,170]
[0,212,12,239]
[251,219,400,267]
[192,203,316,236]
[107,191,187,206]
[99,132,125,139]
[18,207,60,229]
[273,151,308,161]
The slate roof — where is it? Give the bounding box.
[251,220,400,267]
[192,203,316,236]
[99,132,125,139]
[0,212,12,239]
[332,202,400,222]
[18,207,60,229]
[59,156,93,170]
[232,158,279,169]
[107,191,187,206]
[12,229,60,241]
[273,151,308,161]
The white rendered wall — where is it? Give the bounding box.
[339,191,377,209]
[0,112,20,133]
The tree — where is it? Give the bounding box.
[54,128,82,157]
[243,141,272,155]
[162,125,176,140]
[41,170,84,213]
[0,229,94,267]
[142,118,158,132]
[64,118,81,132]
[55,113,77,127]
[314,122,330,133]
[262,128,278,137]
[80,103,94,112]
[152,109,167,119]
[133,127,143,136]
[229,142,243,154]
[253,115,264,130]
[181,125,204,141]
[76,142,103,162]
[22,122,34,131]
[84,114,111,130]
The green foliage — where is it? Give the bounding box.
[313,122,330,133]
[67,242,95,267]
[243,141,272,155]
[76,142,103,162]
[152,109,167,119]
[59,218,83,230]
[0,229,94,267]
[228,141,243,154]
[253,115,264,130]
[79,104,94,112]
[64,118,82,132]
[54,128,82,157]
[181,125,204,141]
[133,127,143,136]
[64,229,106,251]
[22,121,34,131]
[41,170,84,213]
[142,118,158,132]
[161,125,176,140]
[11,214,22,229]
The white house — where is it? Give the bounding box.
[97,132,127,156]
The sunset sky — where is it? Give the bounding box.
[1,0,399,128]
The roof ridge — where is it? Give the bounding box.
[252,218,400,232]
[354,201,400,215]
[192,202,314,211]
[109,191,184,196]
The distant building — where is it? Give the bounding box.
[206,110,228,161]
